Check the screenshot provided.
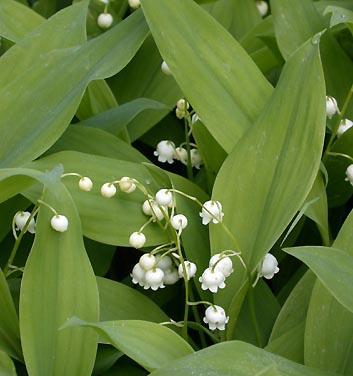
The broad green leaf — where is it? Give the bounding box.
[93,345,122,376]
[20,183,99,376]
[271,0,324,60]
[109,35,181,107]
[97,277,169,323]
[85,239,115,277]
[284,246,353,314]
[0,269,21,360]
[210,41,325,338]
[26,151,169,246]
[266,271,316,363]
[47,126,147,163]
[142,0,273,153]
[77,80,118,121]
[64,318,193,372]
[0,350,16,376]
[0,0,43,42]
[305,207,353,374]
[0,6,148,168]
[205,0,261,39]
[79,98,170,142]
[149,341,333,376]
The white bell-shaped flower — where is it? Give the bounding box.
[155,189,173,207]
[161,61,172,76]
[191,113,200,124]
[101,183,117,198]
[171,214,188,231]
[139,253,156,271]
[154,140,175,164]
[129,232,146,249]
[145,268,165,290]
[345,164,353,186]
[209,254,233,277]
[203,305,229,331]
[174,147,188,164]
[131,263,146,287]
[163,268,179,285]
[337,119,353,138]
[199,267,226,293]
[190,149,203,169]
[97,13,113,29]
[326,96,339,119]
[142,200,165,221]
[261,253,279,279]
[78,177,93,192]
[178,261,197,280]
[200,200,224,225]
[156,255,173,271]
[128,0,141,9]
[119,177,136,193]
[50,215,69,233]
[256,1,268,17]
[14,211,36,234]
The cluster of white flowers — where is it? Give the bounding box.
[326,95,339,119]
[14,211,36,234]
[256,1,268,17]
[154,140,203,169]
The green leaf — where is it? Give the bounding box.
[0,0,43,42]
[64,318,193,372]
[26,151,169,246]
[210,41,326,338]
[0,5,148,168]
[47,126,147,163]
[305,207,353,374]
[284,246,353,314]
[148,341,332,376]
[20,184,99,376]
[0,269,22,360]
[97,277,169,323]
[141,0,273,153]
[0,350,16,376]
[79,98,170,142]
[271,0,324,60]
[266,271,316,363]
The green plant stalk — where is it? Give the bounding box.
[323,83,353,162]
[248,284,263,347]
[184,115,193,180]
[4,205,39,276]
[189,288,207,347]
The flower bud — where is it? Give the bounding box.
[128,0,141,9]
[190,149,203,169]
[50,215,69,232]
[129,232,146,249]
[139,253,156,271]
[78,177,93,192]
[171,214,188,231]
[176,99,190,111]
[142,200,165,221]
[345,164,353,186]
[191,113,200,124]
[326,96,339,119]
[118,177,136,193]
[161,61,172,75]
[97,13,113,29]
[178,261,197,280]
[203,305,229,331]
[101,183,116,198]
[155,189,173,207]
[256,1,268,17]
[337,119,353,138]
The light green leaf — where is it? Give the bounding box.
[0,5,148,168]
[266,271,316,363]
[284,246,353,314]
[47,126,147,163]
[305,207,353,374]
[20,183,99,376]
[0,0,43,42]
[142,0,273,153]
[79,98,170,142]
[64,318,193,372]
[26,151,169,246]
[210,41,325,338]
[0,350,16,376]
[149,341,333,376]
[0,269,21,360]
[97,277,169,323]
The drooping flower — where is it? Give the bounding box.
[178,261,197,280]
[337,119,353,138]
[209,254,233,277]
[260,253,279,279]
[203,305,229,331]
[129,232,146,249]
[50,215,69,233]
[145,268,165,290]
[200,200,224,225]
[101,183,117,198]
[78,177,93,192]
[154,140,176,164]
[326,96,339,119]
[97,13,113,29]
[14,211,36,234]
[199,267,226,293]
